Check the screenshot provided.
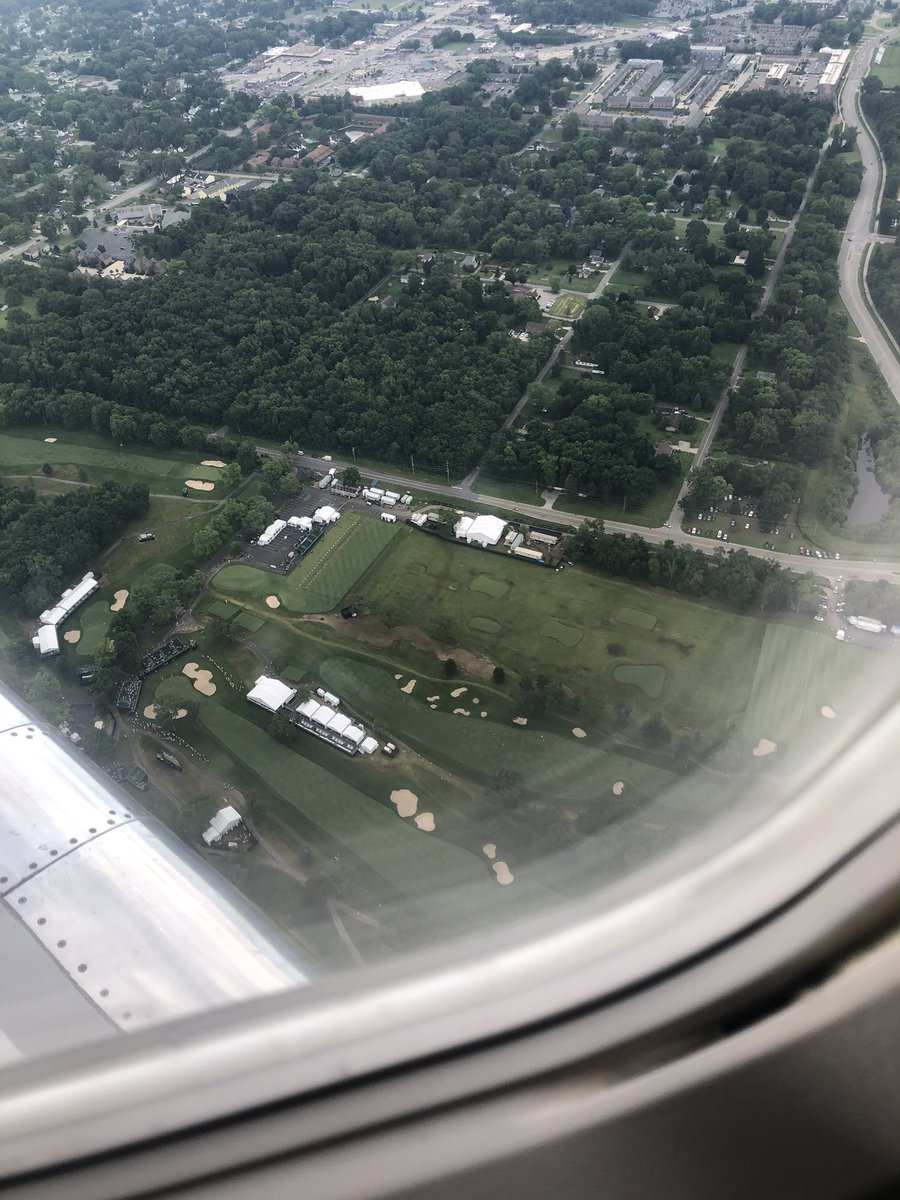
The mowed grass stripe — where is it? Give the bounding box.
[198,702,491,897]
[0,431,221,484]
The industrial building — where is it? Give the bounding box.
[348,81,425,104]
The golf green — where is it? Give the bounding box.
[233,612,265,634]
[613,663,666,698]
[615,606,657,631]
[541,619,583,647]
[469,616,501,634]
[469,574,510,599]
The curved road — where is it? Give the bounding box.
[837,31,900,404]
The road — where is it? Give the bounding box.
[836,31,900,406]
[271,445,897,583]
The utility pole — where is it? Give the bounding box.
[446,460,450,484]
[410,455,415,477]
[352,446,357,464]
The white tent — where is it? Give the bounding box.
[359,737,379,755]
[465,515,506,547]
[40,573,99,626]
[327,712,352,736]
[296,698,320,719]
[312,506,340,525]
[344,725,365,746]
[258,519,287,547]
[454,514,474,541]
[202,805,243,846]
[32,626,60,657]
[312,704,337,727]
[287,516,304,527]
[246,675,297,713]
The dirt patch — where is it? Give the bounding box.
[492,861,514,885]
[201,460,227,468]
[390,788,418,818]
[266,595,281,609]
[63,630,81,644]
[482,843,497,860]
[110,588,128,612]
[612,781,624,796]
[572,727,586,738]
[513,716,528,726]
[820,705,837,719]
[183,661,216,696]
[414,812,435,831]
[185,479,215,492]
[43,437,57,443]
[401,679,416,694]
[752,738,777,757]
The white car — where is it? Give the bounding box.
[815,614,825,622]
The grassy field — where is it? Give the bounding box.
[341,525,764,736]
[873,41,900,87]
[472,473,548,505]
[739,624,875,762]
[549,293,588,319]
[552,472,684,527]
[0,427,227,495]
[213,514,401,613]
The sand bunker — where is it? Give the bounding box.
[482,843,497,860]
[572,727,586,739]
[453,707,471,717]
[93,719,105,730]
[201,460,226,468]
[390,789,418,818]
[753,738,778,757]
[492,861,514,886]
[820,706,837,719]
[184,479,215,491]
[481,711,487,718]
[182,662,216,696]
[612,781,625,796]
[414,812,435,831]
[63,630,81,644]
[394,673,403,680]
[401,679,416,694]
[144,704,188,721]
[513,716,528,726]
[472,697,480,705]
[430,703,437,709]
[110,589,128,612]
[427,694,440,703]
[43,437,57,444]
[450,686,468,698]
[266,595,281,609]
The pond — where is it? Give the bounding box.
[847,436,891,526]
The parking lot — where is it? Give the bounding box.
[242,483,413,576]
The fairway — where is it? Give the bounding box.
[208,600,237,620]
[233,612,265,633]
[212,515,400,614]
[541,618,583,647]
[616,606,657,631]
[740,624,875,758]
[74,600,111,654]
[613,663,666,699]
[0,428,223,493]
[352,527,761,734]
[320,654,677,805]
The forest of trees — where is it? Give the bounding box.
[0,481,149,612]
[568,519,811,613]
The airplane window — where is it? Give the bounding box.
[1,3,900,1193]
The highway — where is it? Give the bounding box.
[837,31,900,406]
